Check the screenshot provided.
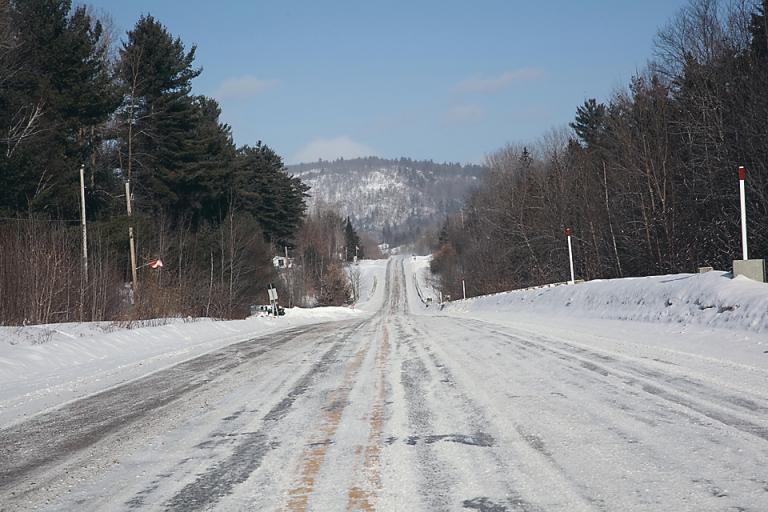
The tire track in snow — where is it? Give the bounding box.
[160,322,366,511]
[0,321,367,511]
[396,316,562,511]
[392,259,536,510]
[420,315,768,508]
[463,319,768,444]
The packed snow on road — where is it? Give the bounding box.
[2,256,768,510]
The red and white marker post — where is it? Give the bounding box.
[740,166,748,260]
[567,229,575,285]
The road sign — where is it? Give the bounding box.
[268,283,278,301]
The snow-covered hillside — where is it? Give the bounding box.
[287,157,483,236]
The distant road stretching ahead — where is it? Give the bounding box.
[2,259,768,510]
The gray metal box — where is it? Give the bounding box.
[733,259,765,282]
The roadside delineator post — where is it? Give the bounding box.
[567,229,575,285]
[462,278,466,300]
[740,166,748,260]
[733,166,765,282]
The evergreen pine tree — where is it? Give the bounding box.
[117,14,204,220]
[344,216,363,260]
[181,95,236,225]
[232,142,309,245]
[570,98,606,148]
[0,0,118,217]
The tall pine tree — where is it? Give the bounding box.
[231,142,309,246]
[344,216,363,261]
[117,14,206,221]
[0,0,118,217]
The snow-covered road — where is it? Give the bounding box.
[3,259,768,510]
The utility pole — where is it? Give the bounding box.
[126,181,138,293]
[80,165,88,321]
[285,245,292,308]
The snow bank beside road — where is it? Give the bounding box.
[428,269,768,370]
[406,255,438,304]
[0,308,364,378]
[351,259,388,312]
[441,271,768,332]
[0,306,365,427]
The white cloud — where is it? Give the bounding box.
[289,136,378,164]
[451,69,543,97]
[437,104,486,127]
[213,76,278,101]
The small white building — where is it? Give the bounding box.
[272,256,295,269]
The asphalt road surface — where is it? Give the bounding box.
[2,259,768,510]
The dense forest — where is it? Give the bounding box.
[432,0,768,300]
[0,0,351,325]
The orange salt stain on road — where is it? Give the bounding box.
[347,323,389,511]
[279,319,384,512]
[281,262,400,511]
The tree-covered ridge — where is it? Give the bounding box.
[0,1,308,323]
[432,0,768,300]
[288,156,485,178]
[288,157,484,246]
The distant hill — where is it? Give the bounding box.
[287,157,485,243]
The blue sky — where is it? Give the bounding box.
[88,0,691,165]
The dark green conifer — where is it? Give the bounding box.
[570,98,606,149]
[117,14,204,219]
[0,0,118,217]
[232,143,309,245]
[344,216,363,261]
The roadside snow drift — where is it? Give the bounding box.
[407,255,768,369]
[442,271,768,332]
[0,259,389,428]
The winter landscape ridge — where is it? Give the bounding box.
[287,157,484,237]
